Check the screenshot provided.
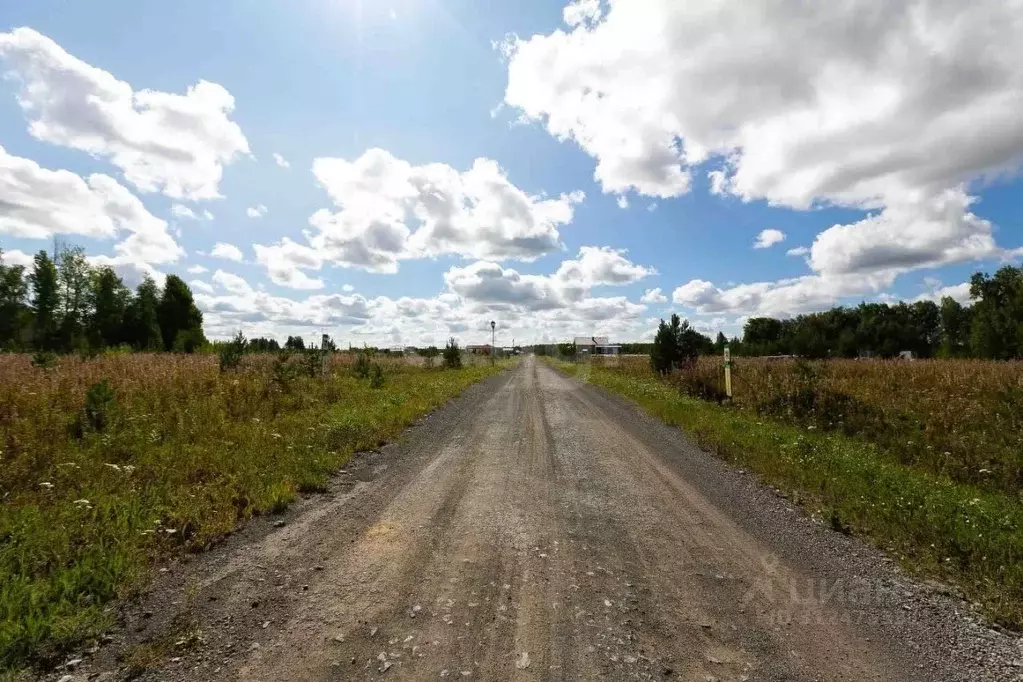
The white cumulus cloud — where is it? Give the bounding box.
[171,204,213,221]
[0,248,34,268]
[268,148,584,274]
[444,246,654,312]
[272,153,290,169]
[210,242,244,262]
[754,229,785,249]
[0,27,249,200]
[253,238,324,290]
[640,287,667,304]
[246,204,267,218]
[189,279,215,294]
[0,145,183,265]
[503,0,1023,288]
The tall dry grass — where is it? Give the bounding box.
[595,355,1023,494]
[0,351,504,671]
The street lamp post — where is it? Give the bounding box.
[490,320,496,366]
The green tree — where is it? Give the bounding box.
[284,335,306,351]
[158,275,205,352]
[55,245,92,351]
[714,331,728,355]
[88,267,130,348]
[650,317,678,374]
[969,266,1023,359]
[938,297,972,358]
[910,300,941,358]
[442,337,462,369]
[247,336,281,352]
[124,275,163,350]
[742,317,787,356]
[0,250,31,349]
[28,250,59,350]
[650,314,699,373]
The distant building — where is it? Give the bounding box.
[573,336,621,356]
[466,344,492,355]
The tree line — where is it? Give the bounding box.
[730,266,1023,360]
[597,264,1023,366]
[0,247,205,353]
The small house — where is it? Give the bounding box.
[573,336,621,356]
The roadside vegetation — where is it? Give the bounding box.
[0,347,505,672]
[547,353,1023,631]
[538,264,1023,363]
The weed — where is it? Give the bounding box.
[369,363,385,389]
[352,353,371,379]
[0,352,505,672]
[303,349,322,378]
[219,331,245,372]
[83,379,116,433]
[30,351,56,370]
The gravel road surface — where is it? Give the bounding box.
[75,356,1021,681]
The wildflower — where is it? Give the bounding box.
[272,432,282,439]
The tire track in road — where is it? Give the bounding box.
[111,357,1018,682]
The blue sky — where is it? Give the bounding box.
[1,0,1021,346]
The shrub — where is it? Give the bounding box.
[271,351,301,394]
[30,351,57,369]
[83,379,116,432]
[219,331,246,372]
[172,328,205,354]
[369,362,385,389]
[443,338,462,369]
[304,349,323,378]
[352,353,372,379]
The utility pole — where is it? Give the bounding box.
[491,320,496,366]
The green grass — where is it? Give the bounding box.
[0,352,508,672]
[545,358,1023,631]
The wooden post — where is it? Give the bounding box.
[724,345,732,399]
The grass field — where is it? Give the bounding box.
[0,351,506,672]
[548,355,1023,631]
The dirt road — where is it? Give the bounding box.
[94,356,1019,681]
